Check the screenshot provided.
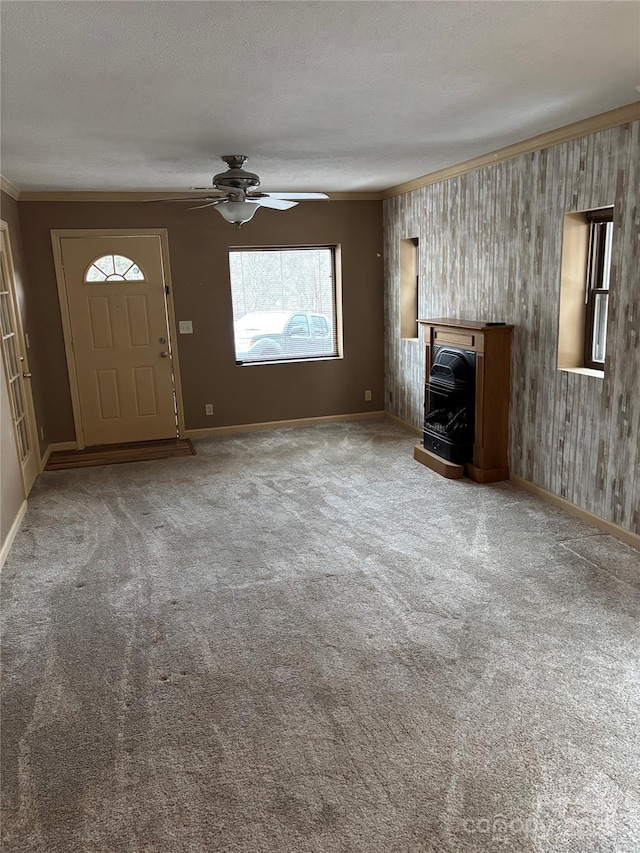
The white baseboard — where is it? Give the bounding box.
[40,441,77,470]
[385,412,422,436]
[184,410,385,439]
[509,474,639,551]
[0,500,27,570]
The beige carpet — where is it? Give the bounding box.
[1,420,639,852]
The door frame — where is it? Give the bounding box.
[0,219,42,489]
[51,229,186,449]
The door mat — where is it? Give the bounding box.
[45,438,195,470]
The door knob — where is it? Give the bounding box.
[22,371,32,378]
[160,351,169,358]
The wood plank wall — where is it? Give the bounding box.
[384,121,639,534]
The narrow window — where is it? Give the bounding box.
[400,237,418,339]
[229,246,341,364]
[557,206,613,375]
[584,209,613,369]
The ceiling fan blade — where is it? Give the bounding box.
[187,201,222,210]
[143,195,223,203]
[264,192,329,200]
[253,197,298,210]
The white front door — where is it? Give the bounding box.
[0,224,39,495]
[59,235,177,446]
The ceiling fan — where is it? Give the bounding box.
[146,155,329,226]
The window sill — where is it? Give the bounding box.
[236,355,342,367]
[559,366,605,379]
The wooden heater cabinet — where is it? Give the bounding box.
[414,319,513,483]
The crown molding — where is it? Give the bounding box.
[0,176,21,201]
[18,189,383,202]
[382,100,640,199]
[329,192,383,201]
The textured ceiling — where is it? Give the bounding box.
[1,1,639,192]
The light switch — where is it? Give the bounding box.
[179,320,193,334]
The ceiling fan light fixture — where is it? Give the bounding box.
[215,201,260,227]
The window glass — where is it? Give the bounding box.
[288,314,310,336]
[584,209,613,369]
[229,247,339,363]
[85,255,145,282]
[591,292,608,363]
[312,315,329,337]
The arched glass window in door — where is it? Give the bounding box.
[85,255,145,282]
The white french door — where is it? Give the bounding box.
[0,223,40,495]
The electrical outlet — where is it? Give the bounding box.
[205,403,214,416]
[179,320,193,334]
[364,390,372,401]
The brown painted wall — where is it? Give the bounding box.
[1,191,48,454]
[17,200,383,441]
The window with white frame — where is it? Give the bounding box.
[229,246,340,364]
[584,208,613,369]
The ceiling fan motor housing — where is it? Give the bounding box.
[213,155,261,191]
